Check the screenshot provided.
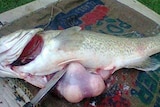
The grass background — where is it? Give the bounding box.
[0,0,35,13]
[138,0,160,14]
[0,0,160,14]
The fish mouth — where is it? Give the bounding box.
[10,33,55,88]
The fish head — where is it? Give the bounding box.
[0,28,43,77]
[0,26,84,87]
[0,28,68,87]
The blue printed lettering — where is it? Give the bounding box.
[154,96,160,107]
[131,81,154,104]
[96,16,132,34]
[131,71,159,105]
[107,24,124,33]
[51,0,104,29]
[137,72,158,93]
[117,18,131,29]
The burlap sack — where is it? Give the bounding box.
[0,0,160,107]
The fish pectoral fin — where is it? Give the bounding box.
[133,57,160,71]
[58,58,81,66]
[104,66,116,74]
[94,65,116,80]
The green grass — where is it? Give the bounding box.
[0,0,35,13]
[138,0,160,14]
[0,0,160,15]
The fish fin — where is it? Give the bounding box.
[55,26,81,39]
[93,66,116,80]
[133,57,160,71]
[58,58,80,66]
[103,66,116,74]
[54,26,84,51]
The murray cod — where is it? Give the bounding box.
[0,26,160,87]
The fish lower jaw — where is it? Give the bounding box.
[12,69,56,88]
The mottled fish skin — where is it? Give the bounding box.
[53,28,160,74]
[1,26,160,78]
[76,30,160,70]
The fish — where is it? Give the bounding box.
[0,26,160,87]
